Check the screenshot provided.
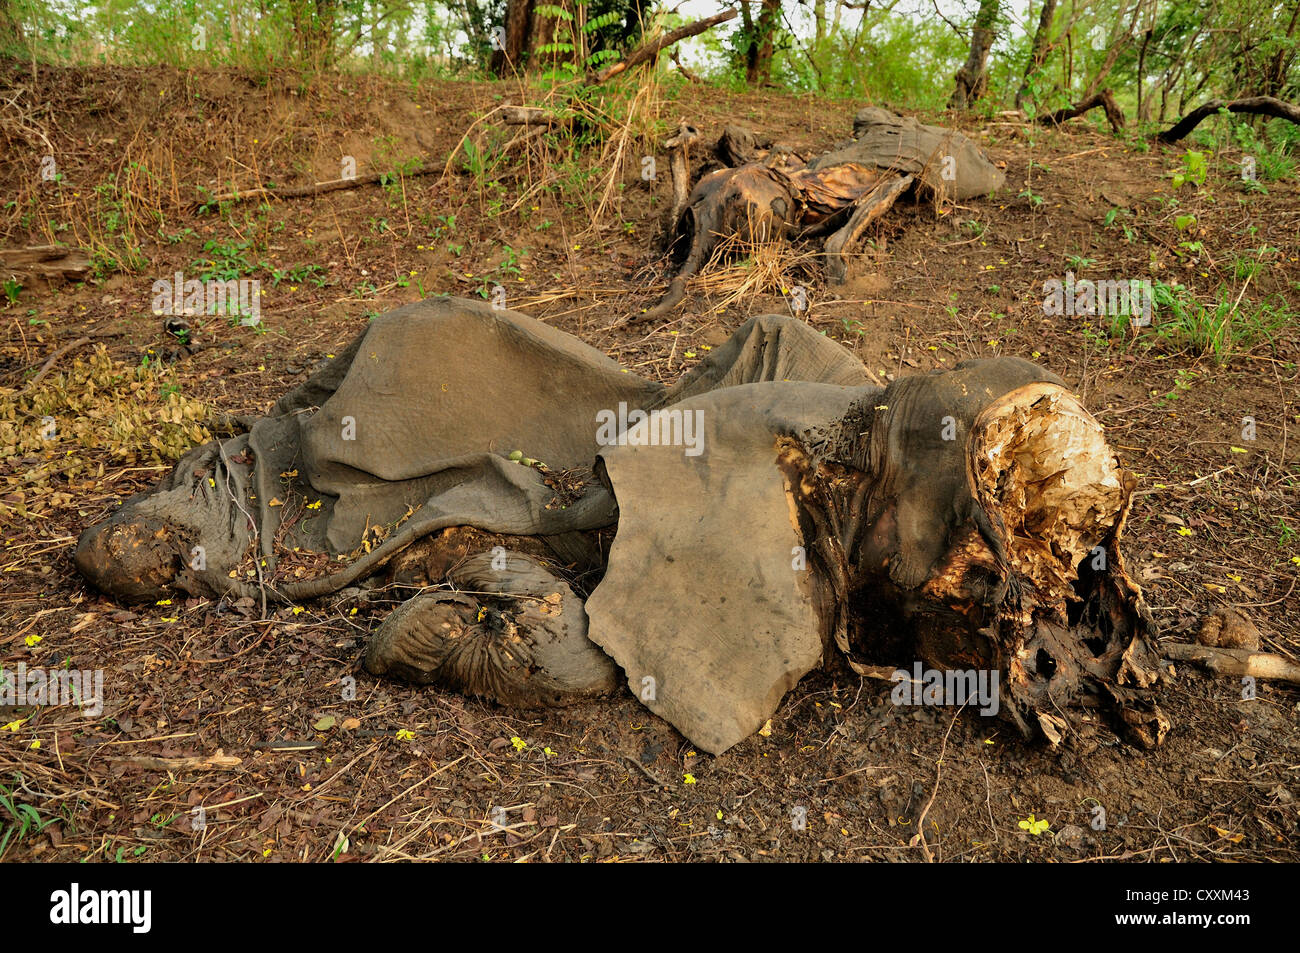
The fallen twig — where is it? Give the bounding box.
[22,336,90,392]
[119,749,243,771]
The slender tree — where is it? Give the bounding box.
[1015,0,1058,109]
[950,0,999,107]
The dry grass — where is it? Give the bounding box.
[687,231,822,316]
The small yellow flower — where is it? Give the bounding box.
[1018,814,1050,835]
[511,736,527,751]
[29,739,40,750]
[683,774,696,785]
[1177,527,1193,537]
[395,729,415,741]
[292,606,304,615]
[24,634,42,647]
[156,599,172,606]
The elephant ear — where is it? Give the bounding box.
[584,382,859,755]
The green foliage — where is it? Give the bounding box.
[192,238,263,282]
[1142,281,1295,363]
[1171,150,1208,189]
[0,779,56,861]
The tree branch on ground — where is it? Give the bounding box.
[1155,95,1300,142]
[1037,88,1126,134]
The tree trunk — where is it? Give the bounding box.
[1265,2,1300,96]
[1015,0,1058,110]
[491,0,533,76]
[950,0,999,108]
[743,0,782,85]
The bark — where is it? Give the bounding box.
[190,166,440,209]
[490,0,533,76]
[950,0,1000,108]
[0,245,91,280]
[1137,25,1152,121]
[1264,2,1300,97]
[742,0,783,85]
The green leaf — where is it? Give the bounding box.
[535,5,573,20]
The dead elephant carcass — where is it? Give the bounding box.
[638,107,1006,320]
[75,297,1164,754]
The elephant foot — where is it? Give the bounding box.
[364,551,620,707]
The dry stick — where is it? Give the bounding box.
[1162,643,1300,685]
[192,166,439,210]
[118,749,242,772]
[22,336,90,392]
[590,9,738,84]
[670,48,702,83]
[911,704,965,863]
[347,755,468,840]
[1157,95,1300,143]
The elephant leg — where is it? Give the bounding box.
[364,551,620,708]
[823,173,913,284]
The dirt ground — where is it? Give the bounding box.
[2,63,1298,862]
